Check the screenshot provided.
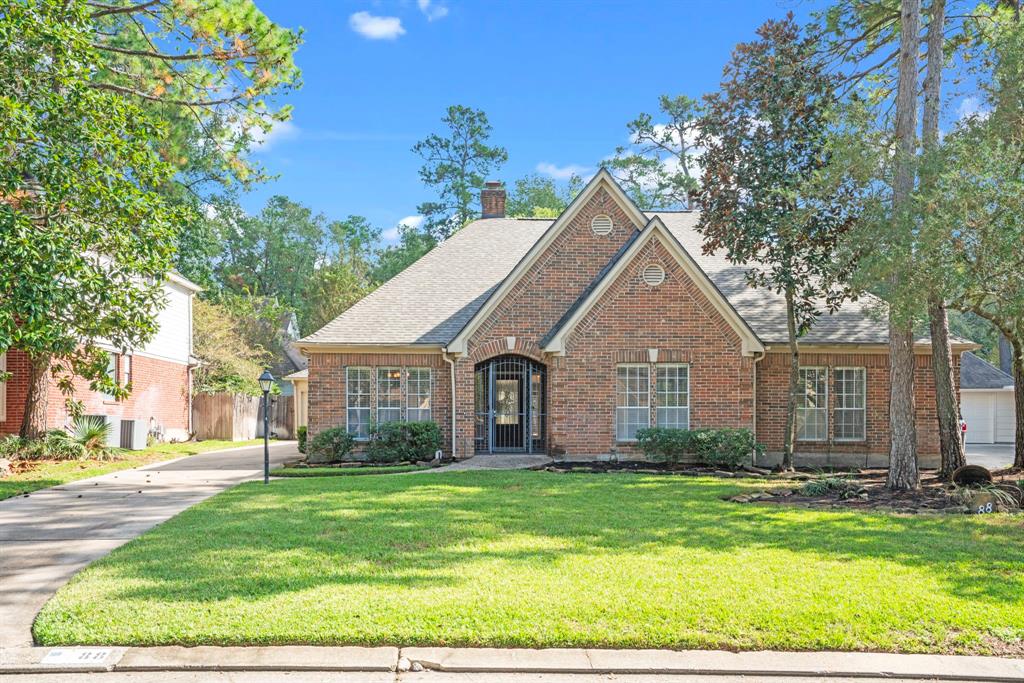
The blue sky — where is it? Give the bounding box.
[245,0,834,243]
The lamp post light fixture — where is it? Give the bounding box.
[259,369,274,485]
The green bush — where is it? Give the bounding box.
[297,426,307,454]
[307,427,356,464]
[69,415,114,458]
[366,421,442,463]
[636,427,759,469]
[0,431,88,461]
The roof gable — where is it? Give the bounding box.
[444,169,648,355]
[961,351,1014,389]
[542,217,764,356]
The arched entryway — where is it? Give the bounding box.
[474,355,546,454]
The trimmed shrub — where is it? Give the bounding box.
[366,421,442,463]
[297,426,308,454]
[307,427,356,464]
[636,427,760,469]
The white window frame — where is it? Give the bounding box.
[796,367,828,442]
[0,352,7,422]
[615,364,650,442]
[656,363,690,430]
[834,367,867,442]
[406,367,432,422]
[376,367,403,424]
[346,367,372,440]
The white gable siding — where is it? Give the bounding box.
[136,280,193,364]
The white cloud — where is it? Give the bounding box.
[383,215,423,242]
[536,162,593,180]
[349,11,406,40]
[251,120,299,152]
[417,0,449,21]
[957,96,990,121]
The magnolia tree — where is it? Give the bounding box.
[697,15,877,470]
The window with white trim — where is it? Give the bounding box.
[346,367,371,439]
[834,367,866,441]
[376,367,402,424]
[796,367,828,441]
[406,368,432,422]
[656,364,689,429]
[616,364,650,441]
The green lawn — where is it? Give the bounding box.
[270,464,428,477]
[33,471,1024,654]
[0,439,263,500]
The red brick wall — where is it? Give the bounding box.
[452,187,645,455]
[307,352,451,453]
[552,238,753,458]
[0,349,190,439]
[755,350,963,467]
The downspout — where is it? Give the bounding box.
[751,350,765,466]
[443,351,457,458]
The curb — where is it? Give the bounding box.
[3,646,1024,680]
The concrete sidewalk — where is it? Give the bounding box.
[2,645,1023,680]
[0,441,298,651]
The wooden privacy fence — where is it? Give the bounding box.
[192,393,259,441]
[258,393,295,439]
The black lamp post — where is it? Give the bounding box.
[258,369,275,485]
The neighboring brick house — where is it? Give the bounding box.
[0,273,200,446]
[297,170,973,467]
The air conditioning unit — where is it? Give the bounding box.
[118,419,148,450]
[103,417,121,449]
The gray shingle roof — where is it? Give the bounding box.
[961,351,1014,389]
[301,218,552,346]
[301,212,905,348]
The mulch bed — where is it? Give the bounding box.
[545,460,1024,514]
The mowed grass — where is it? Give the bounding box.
[270,465,428,477]
[34,471,1024,654]
[0,439,263,500]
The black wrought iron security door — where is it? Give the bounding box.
[474,355,546,454]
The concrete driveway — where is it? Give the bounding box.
[0,441,299,654]
[966,443,1016,470]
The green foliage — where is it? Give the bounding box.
[191,299,271,396]
[69,416,114,458]
[0,0,184,413]
[307,427,356,464]
[800,475,859,498]
[608,94,702,209]
[0,432,86,462]
[636,427,759,469]
[297,426,307,454]
[506,174,582,218]
[412,105,508,239]
[365,421,442,463]
[371,224,437,282]
[270,464,428,477]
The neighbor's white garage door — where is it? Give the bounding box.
[962,390,1015,444]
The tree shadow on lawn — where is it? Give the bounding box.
[94,471,1024,608]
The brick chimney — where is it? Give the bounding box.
[480,180,506,218]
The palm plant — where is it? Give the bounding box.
[69,416,113,458]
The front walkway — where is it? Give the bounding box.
[0,441,298,655]
[967,443,1016,470]
[431,453,552,471]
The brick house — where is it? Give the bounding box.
[0,273,200,446]
[297,170,973,468]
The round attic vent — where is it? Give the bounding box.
[642,264,665,287]
[591,214,613,235]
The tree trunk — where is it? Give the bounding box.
[921,0,963,478]
[887,0,922,491]
[1013,337,1024,469]
[783,286,799,472]
[20,353,51,439]
[929,297,966,477]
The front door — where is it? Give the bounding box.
[474,355,546,454]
